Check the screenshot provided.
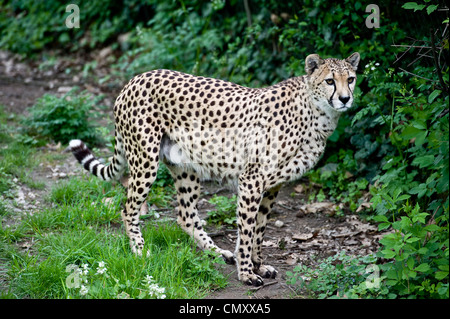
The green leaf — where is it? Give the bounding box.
[402,2,426,11]
[373,215,389,223]
[378,222,391,231]
[426,4,439,15]
[412,155,435,168]
[381,249,396,259]
[435,271,448,280]
[400,126,428,145]
[405,237,420,243]
[407,257,415,270]
[428,89,441,103]
[409,184,427,198]
[438,265,449,272]
[417,247,428,255]
[424,224,440,232]
[414,263,430,273]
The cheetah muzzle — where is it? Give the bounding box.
[70,52,360,287]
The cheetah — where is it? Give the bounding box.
[70,52,360,286]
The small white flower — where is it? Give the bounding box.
[143,275,166,299]
[81,264,90,275]
[96,261,107,275]
[96,267,107,275]
[371,66,376,71]
[365,64,370,68]
[375,62,380,66]
[80,285,89,296]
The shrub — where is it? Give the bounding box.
[23,88,102,145]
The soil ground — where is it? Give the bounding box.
[0,50,386,299]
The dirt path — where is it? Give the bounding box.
[0,50,385,299]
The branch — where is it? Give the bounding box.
[398,68,436,82]
[243,0,252,28]
[430,28,449,94]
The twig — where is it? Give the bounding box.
[391,44,442,50]
[398,67,436,82]
[430,28,449,94]
[243,0,252,28]
[249,280,278,292]
[276,203,296,211]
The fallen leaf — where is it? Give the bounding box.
[344,171,354,179]
[298,201,337,215]
[285,253,299,265]
[356,202,373,213]
[262,240,278,248]
[292,232,314,241]
[331,230,362,238]
[343,238,360,245]
[294,184,305,193]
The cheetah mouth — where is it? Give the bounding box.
[335,105,351,111]
[332,101,352,112]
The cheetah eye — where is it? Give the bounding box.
[347,77,355,84]
[325,79,335,85]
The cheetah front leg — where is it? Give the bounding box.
[166,164,235,264]
[235,172,265,286]
[252,185,281,279]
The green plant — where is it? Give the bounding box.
[286,251,388,298]
[306,149,369,211]
[207,195,237,227]
[0,0,153,55]
[374,201,449,298]
[23,88,102,145]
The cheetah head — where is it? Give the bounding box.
[305,52,360,113]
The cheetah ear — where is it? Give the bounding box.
[305,54,324,76]
[345,52,360,71]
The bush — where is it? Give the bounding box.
[0,0,153,55]
[23,88,102,145]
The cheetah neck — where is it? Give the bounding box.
[312,102,341,141]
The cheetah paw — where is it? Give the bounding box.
[240,273,264,287]
[221,250,235,265]
[256,264,278,279]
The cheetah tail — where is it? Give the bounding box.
[68,139,126,181]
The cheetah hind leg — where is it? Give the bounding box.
[166,163,235,264]
[122,173,155,255]
[252,186,281,279]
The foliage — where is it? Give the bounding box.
[286,251,391,298]
[153,162,174,188]
[1,0,449,299]
[207,195,237,227]
[0,0,152,55]
[374,201,449,298]
[306,149,369,212]
[23,88,102,145]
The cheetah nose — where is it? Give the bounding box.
[339,96,350,105]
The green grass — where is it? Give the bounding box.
[0,106,228,299]
[1,176,228,299]
[0,105,43,192]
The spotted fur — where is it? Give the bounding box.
[70,53,360,286]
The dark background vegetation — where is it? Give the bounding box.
[0,0,448,298]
